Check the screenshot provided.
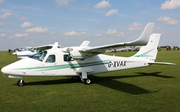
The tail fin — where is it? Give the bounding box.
[132,34,161,61]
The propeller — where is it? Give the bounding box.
[66,48,73,60]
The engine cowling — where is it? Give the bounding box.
[62,47,88,60]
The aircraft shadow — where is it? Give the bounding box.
[24,78,77,85]
[23,72,174,95]
[24,77,152,95]
[90,72,175,95]
[92,76,153,95]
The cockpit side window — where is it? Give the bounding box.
[45,55,56,63]
[64,54,72,61]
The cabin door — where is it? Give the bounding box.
[43,54,57,75]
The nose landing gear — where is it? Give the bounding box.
[17,79,25,86]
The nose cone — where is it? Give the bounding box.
[1,59,26,75]
[1,65,14,75]
[1,58,42,76]
[1,67,6,74]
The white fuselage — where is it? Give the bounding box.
[2,48,150,78]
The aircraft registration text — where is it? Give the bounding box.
[108,61,127,68]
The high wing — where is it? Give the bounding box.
[79,23,154,53]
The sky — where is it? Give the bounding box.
[0,0,180,51]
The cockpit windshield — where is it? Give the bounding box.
[27,48,33,51]
[29,51,47,61]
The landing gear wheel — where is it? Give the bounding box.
[17,79,25,86]
[83,78,92,85]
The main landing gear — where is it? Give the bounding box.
[83,78,92,85]
[79,71,92,85]
[71,76,92,84]
[17,79,25,86]
[72,72,92,85]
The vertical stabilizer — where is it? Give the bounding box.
[132,34,161,61]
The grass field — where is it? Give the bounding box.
[0,49,180,112]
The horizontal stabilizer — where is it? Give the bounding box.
[148,62,176,65]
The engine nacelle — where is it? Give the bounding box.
[62,47,90,60]
[69,47,84,60]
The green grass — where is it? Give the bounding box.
[0,49,180,112]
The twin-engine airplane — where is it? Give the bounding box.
[13,43,60,59]
[1,23,175,86]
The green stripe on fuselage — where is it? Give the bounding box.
[15,60,110,71]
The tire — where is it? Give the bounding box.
[83,78,92,85]
[17,80,25,86]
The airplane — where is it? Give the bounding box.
[13,47,34,54]
[1,23,175,86]
[13,43,60,59]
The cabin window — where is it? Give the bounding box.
[45,55,56,63]
[64,54,72,61]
